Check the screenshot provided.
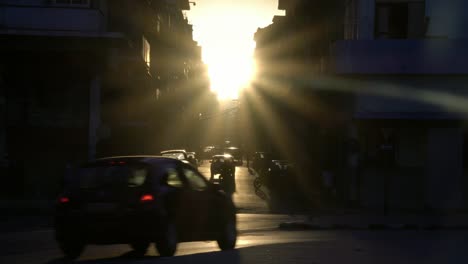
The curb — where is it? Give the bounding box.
[278,222,468,231]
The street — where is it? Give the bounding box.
[2,219,468,264]
[1,163,468,263]
[198,162,270,214]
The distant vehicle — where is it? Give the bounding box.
[55,156,237,259]
[202,146,218,160]
[271,160,292,170]
[210,154,235,181]
[160,149,188,160]
[204,146,215,153]
[210,154,236,195]
[223,147,242,166]
[186,151,199,167]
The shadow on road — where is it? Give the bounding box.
[45,238,468,264]
[44,249,241,264]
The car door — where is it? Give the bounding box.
[156,162,188,236]
[178,164,216,239]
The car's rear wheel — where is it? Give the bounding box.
[57,236,85,260]
[155,221,177,257]
[217,214,237,250]
[130,241,150,256]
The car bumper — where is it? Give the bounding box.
[55,209,164,244]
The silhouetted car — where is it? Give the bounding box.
[187,151,199,166]
[55,156,237,259]
[161,150,198,167]
[202,146,217,160]
[210,154,235,181]
[224,147,243,166]
[160,149,188,160]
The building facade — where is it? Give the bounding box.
[255,0,468,211]
[0,0,202,198]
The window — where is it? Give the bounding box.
[183,167,208,191]
[375,3,408,39]
[344,0,359,40]
[165,168,183,188]
[78,165,148,189]
[128,168,148,187]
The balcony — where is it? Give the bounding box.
[0,5,105,34]
[332,39,468,74]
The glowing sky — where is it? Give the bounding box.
[187,0,284,99]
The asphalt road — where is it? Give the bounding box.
[2,163,468,263]
[2,220,468,264]
[198,162,270,213]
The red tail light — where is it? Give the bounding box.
[140,194,154,202]
[109,161,126,165]
[59,197,70,203]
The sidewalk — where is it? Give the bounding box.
[279,210,468,230]
[0,199,54,214]
[0,200,54,233]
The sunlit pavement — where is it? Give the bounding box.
[198,161,270,214]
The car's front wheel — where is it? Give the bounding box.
[217,214,237,250]
[155,221,178,257]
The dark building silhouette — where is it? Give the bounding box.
[0,0,205,198]
[254,0,468,211]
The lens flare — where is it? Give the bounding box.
[206,51,256,100]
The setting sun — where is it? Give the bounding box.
[206,50,256,100]
[188,0,283,100]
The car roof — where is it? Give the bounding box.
[74,156,184,184]
[212,154,233,158]
[88,156,179,166]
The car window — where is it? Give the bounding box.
[164,167,184,188]
[182,167,208,191]
[78,165,148,189]
[128,167,148,187]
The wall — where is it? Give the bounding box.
[425,127,463,209]
[357,0,375,39]
[354,0,468,40]
[1,6,105,32]
[426,0,468,38]
[0,0,107,33]
[359,125,426,210]
[353,76,468,119]
[2,49,96,198]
